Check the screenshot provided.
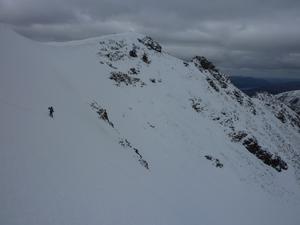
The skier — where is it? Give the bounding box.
[48,106,54,118]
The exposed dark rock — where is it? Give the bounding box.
[193,56,218,72]
[119,138,149,170]
[233,90,244,105]
[290,115,300,129]
[219,117,235,130]
[98,39,126,62]
[276,111,286,123]
[150,78,156,83]
[215,160,223,168]
[142,53,150,64]
[90,101,114,127]
[147,122,155,128]
[139,159,149,170]
[291,98,299,105]
[133,147,142,158]
[192,56,229,88]
[138,36,162,52]
[129,49,138,57]
[246,99,257,115]
[190,98,204,112]
[205,155,212,160]
[206,78,219,92]
[229,131,248,142]
[243,137,288,172]
[110,72,145,87]
[128,67,139,75]
[211,72,228,88]
[205,155,223,168]
[119,138,132,148]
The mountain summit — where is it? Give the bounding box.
[1,26,300,225]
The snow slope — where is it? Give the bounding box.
[277,90,300,115]
[1,24,300,225]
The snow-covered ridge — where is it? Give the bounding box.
[1,25,300,225]
[47,32,146,47]
[277,90,300,115]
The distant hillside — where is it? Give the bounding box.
[230,76,300,96]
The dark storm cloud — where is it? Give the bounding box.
[1,0,300,78]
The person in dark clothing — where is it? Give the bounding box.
[48,106,54,118]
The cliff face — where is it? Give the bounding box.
[1,25,300,225]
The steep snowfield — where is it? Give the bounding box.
[277,90,300,115]
[1,25,300,225]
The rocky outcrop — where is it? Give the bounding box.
[192,56,218,72]
[205,155,224,168]
[192,56,229,89]
[243,137,288,172]
[119,138,149,170]
[90,101,114,128]
[110,72,146,87]
[138,36,162,52]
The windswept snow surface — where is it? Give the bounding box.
[1,25,300,225]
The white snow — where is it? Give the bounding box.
[1,24,300,225]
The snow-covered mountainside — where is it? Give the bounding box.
[1,24,300,225]
[277,90,300,115]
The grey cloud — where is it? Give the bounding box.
[1,0,300,78]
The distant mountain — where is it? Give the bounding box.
[230,76,271,89]
[277,90,300,115]
[230,76,300,96]
[1,25,300,225]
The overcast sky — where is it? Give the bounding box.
[1,0,300,78]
